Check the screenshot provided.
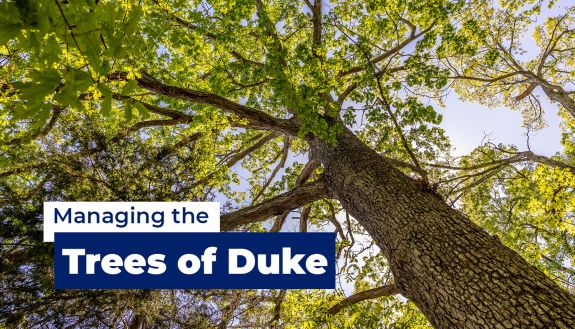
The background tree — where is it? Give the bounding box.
[1,0,575,328]
[437,1,575,126]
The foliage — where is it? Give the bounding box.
[1,0,574,327]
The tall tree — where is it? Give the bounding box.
[1,0,575,327]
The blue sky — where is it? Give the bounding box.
[438,0,571,157]
[439,93,563,156]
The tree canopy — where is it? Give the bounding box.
[1,0,575,327]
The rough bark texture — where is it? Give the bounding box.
[542,85,575,120]
[311,125,575,328]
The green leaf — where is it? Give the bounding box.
[121,80,139,95]
[124,6,143,35]
[14,69,61,106]
[12,101,52,120]
[54,87,83,109]
[98,83,113,117]
[64,69,93,94]
[0,2,22,43]
[133,101,150,119]
[124,101,133,121]
[0,23,22,44]
[101,93,112,117]
[42,35,62,65]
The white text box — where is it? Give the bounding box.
[43,202,220,242]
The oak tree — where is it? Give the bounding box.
[1,0,575,327]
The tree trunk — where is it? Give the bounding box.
[542,85,575,120]
[310,125,575,328]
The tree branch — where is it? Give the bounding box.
[327,284,400,315]
[221,178,329,231]
[269,157,320,232]
[306,0,322,46]
[515,83,537,101]
[449,71,524,84]
[537,12,570,76]
[377,88,428,185]
[1,106,64,146]
[252,135,291,204]
[133,71,299,135]
[338,20,436,77]
[299,206,310,233]
[297,159,320,186]
[191,132,279,188]
[427,151,574,174]
[112,94,194,120]
[338,66,405,104]
[152,0,265,68]
[270,210,290,232]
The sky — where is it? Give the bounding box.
[430,0,572,157]
[439,92,563,156]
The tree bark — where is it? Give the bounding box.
[310,125,575,328]
[542,85,575,120]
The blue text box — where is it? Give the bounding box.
[54,232,335,289]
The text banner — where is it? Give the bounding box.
[54,232,336,289]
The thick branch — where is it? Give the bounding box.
[528,152,575,172]
[220,178,329,231]
[270,210,290,232]
[515,83,537,101]
[297,159,320,186]
[427,151,574,174]
[327,284,400,315]
[113,94,271,130]
[270,158,320,232]
[134,71,298,135]
[306,0,322,46]
[299,206,310,233]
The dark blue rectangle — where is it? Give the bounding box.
[54,232,335,289]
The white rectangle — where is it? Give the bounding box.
[43,202,220,242]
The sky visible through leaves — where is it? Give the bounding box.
[440,0,569,156]
[2,0,575,326]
